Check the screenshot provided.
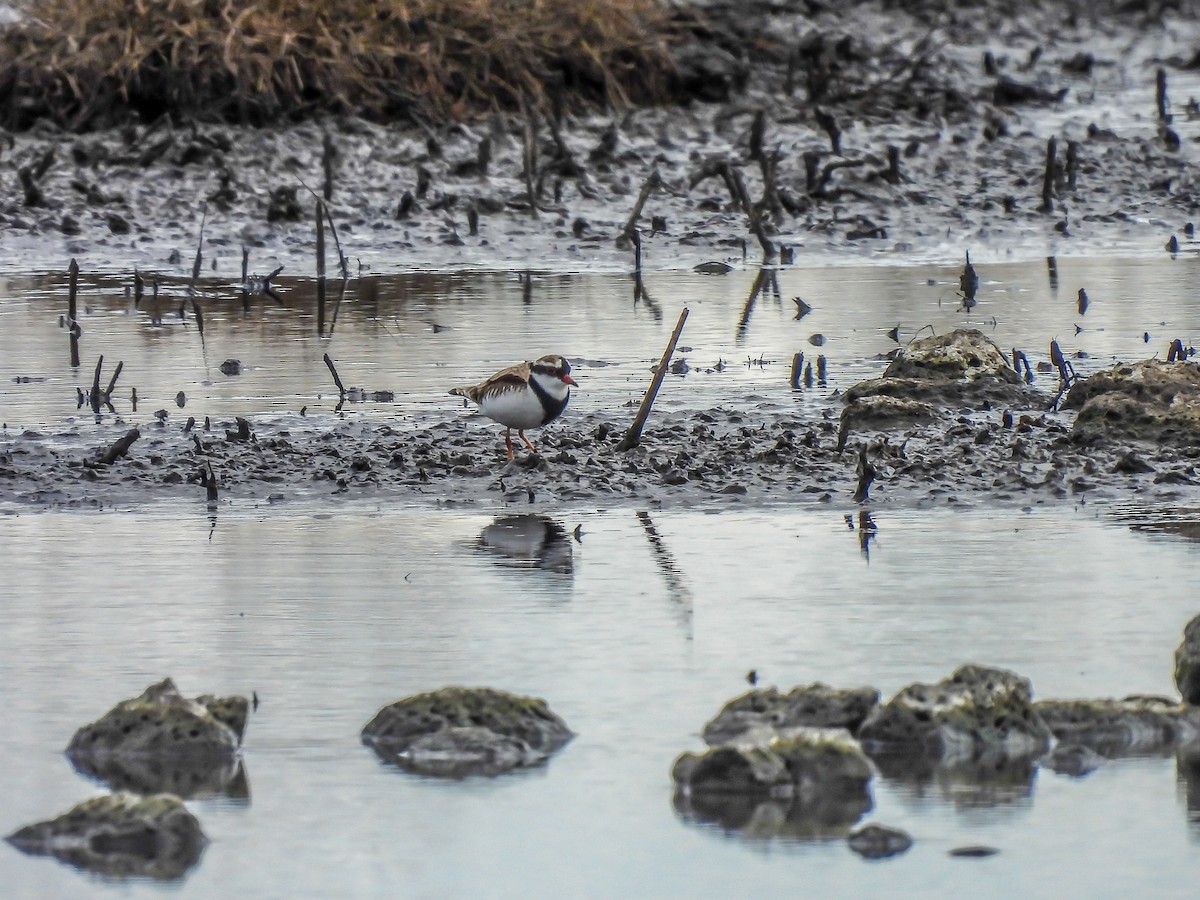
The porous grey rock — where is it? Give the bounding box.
[882,329,1019,384]
[361,686,573,776]
[1035,696,1200,755]
[838,395,938,434]
[847,823,913,859]
[1066,359,1200,444]
[66,679,247,797]
[6,792,206,880]
[672,727,874,839]
[1176,613,1200,705]
[857,664,1051,762]
[701,684,880,746]
[841,330,1038,444]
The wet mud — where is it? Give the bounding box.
[4,390,1200,512]
[4,3,1200,512]
[2,1,1199,275]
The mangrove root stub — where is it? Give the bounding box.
[97,428,140,466]
[616,307,689,451]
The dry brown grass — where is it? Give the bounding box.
[0,0,679,130]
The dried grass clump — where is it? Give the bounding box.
[0,0,678,130]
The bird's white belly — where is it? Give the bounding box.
[479,388,545,429]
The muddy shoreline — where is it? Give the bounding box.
[4,1,1200,513]
[2,1,1200,276]
[4,392,1200,514]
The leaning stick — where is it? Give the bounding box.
[323,353,346,395]
[620,169,663,240]
[616,307,689,451]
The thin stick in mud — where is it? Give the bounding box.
[316,200,327,334]
[616,306,689,451]
[1041,137,1057,214]
[67,257,80,367]
[621,169,662,241]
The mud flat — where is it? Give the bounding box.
[1,1,1199,275]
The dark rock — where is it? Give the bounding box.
[106,212,131,234]
[361,686,573,776]
[672,727,874,839]
[701,684,880,745]
[857,664,1051,762]
[1034,696,1200,755]
[669,43,747,104]
[219,359,242,376]
[1176,613,1200,704]
[1039,742,1106,777]
[266,185,303,222]
[993,76,1068,105]
[847,823,913,859]
[950,844,999,858]
[6,793,206,880]
[1066,360,1200,444]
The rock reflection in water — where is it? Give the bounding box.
[672,789,872,841]
[872,752,1036,811]
[1176,745,1200,831]
[476,515,573,575]
[70,753,250,802]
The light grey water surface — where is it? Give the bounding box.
[2,258,1200,897]
[1,505,1199,898]
[2,254,1200,432]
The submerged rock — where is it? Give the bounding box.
[701,684,880,746]
[66,679,248,796]
[6,792,206,880]
[1175,613,1200,705]
[1035,696,1200,755]
[847,823,913,860]
[672,727,873,839]
[1066,359,1200,443]
[1039,743,1106,777]
[360,686,573,776]
[857,664,1051,762]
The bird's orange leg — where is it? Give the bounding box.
[518,429,539,455]
[505,429,516,460]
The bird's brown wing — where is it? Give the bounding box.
[450,361,530,403]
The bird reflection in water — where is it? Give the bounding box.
[477,514,574,575]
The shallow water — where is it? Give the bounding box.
[1,504,1199,898]
[2,255,1200,435]
[3,257,1200,896]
